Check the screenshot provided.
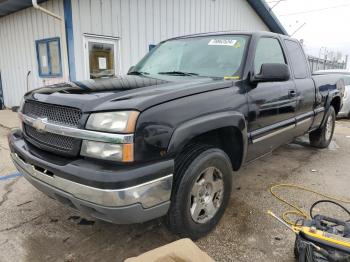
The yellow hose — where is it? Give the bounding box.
[270,184,350,225]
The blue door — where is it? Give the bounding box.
[0,72,3,109]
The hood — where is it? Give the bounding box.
[25,75,234,112]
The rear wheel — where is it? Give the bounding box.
[166,144,232,239]
[309,106,335,148]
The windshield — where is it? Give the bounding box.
[132,35,249,78]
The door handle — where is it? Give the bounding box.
[288,90,296,98]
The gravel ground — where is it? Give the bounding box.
[1,117,350,262]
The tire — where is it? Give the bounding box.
[309,106,336,148]
[166,144,233,239]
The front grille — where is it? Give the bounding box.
[22,100,83,157]
[23,100,82,127]
[24,124,80,154]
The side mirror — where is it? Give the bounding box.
[252,63,290,82]
[128,66,135,74]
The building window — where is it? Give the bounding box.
[88,41,115,79]
[36,37,62,77]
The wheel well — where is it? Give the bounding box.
[177,127,243,171]
[330,96,341,115]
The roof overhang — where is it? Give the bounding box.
[247,0,288,35]
[0,0,46,17]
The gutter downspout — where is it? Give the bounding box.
[32,0,70,82]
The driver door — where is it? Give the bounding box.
[246,36,297,161]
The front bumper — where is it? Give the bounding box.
[9,129,174,224]
[338,86,350,118]
[339,98,350,117]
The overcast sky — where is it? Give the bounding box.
[266,0,350,69]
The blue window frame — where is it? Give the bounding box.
[35,37,62,78]
[149,44,156,51]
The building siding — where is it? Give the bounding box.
[0,0,269,107]
[0,0,65,107]
[71,0,269,80]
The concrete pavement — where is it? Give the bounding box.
[0,109,20,129]
[1,111,350,261]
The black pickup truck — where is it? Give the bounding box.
[9,32,344,239]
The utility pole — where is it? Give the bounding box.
[318,47,326,60]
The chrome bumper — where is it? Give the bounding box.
[339,96,350,117]
[19,112,133,144]
[11,153,173,208]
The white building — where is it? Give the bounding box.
[0,0,286,108]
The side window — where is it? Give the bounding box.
[284,40,309,79]
[254,38,286,74]
[36,38,62,77]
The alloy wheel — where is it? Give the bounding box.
[325,114,334,141]
[190,167,224,224]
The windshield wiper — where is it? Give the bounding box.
[158,71,199,76]
[128,71,150,76]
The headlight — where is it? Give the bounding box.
[86,111,139,133]
[81,140,134,162]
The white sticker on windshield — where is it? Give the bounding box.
[208,39,237,46]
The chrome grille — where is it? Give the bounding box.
[25,124,78,153]
[23,100,82,127]
[22,100,83,156]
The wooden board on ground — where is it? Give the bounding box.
[125,238,215,262]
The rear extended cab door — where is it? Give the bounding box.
[282,37,316,136]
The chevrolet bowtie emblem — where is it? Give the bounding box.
[32,118,47,132]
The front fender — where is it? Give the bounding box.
[167,111,248,163]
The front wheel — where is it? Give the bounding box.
[309,106,336,148]
[166,145,233,239]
